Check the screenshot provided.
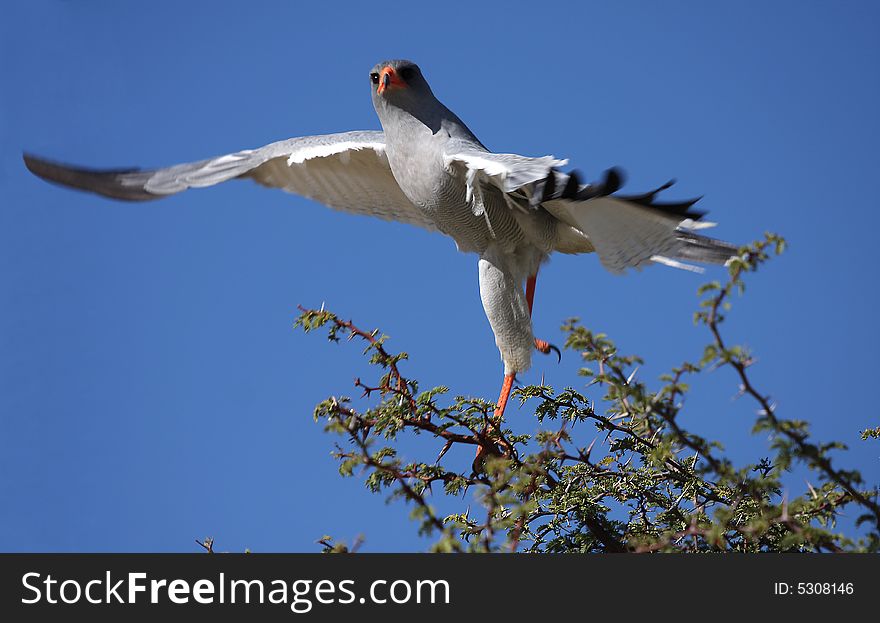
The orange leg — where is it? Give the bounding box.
[526,273,538,315]
[494,372,516,420]
[474,372,516,471]
[527,271,561,360]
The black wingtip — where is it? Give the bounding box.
[533,162,706,220]
[604,167,624,195]
[22,152,82,188]
[22,152,51,179]
[21,152,158,202]
[615,178,705,220]
[565,167,626,201]
[541,169,556,201]
[562,170,580,199]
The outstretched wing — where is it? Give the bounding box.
[443,144,736,273]
[23,130,435,231]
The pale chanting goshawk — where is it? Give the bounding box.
[24,59,737,463]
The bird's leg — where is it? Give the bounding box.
[473,373,516,472]
[472,259,547,472]
[526,272,561,361]
[526,273,538,316]
[494,372,516,421]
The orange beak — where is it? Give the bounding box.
[376,66,405,94]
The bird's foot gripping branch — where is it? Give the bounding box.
[293,234,880,553]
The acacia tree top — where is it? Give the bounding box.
[295,234,880,553]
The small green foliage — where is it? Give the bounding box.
[294,234,880,552]
[317,535,364,554]
[861,427,880,441]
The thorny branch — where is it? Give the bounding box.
[294,234,879,553]
[704,252,880,526]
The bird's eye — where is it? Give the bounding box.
[399,66,416,81]
[370,72,380,85]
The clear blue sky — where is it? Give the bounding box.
[1,1,878,552]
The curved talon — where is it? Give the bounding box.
[534,338,562,363]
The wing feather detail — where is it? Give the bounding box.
[442,145,736,273]
[24,131,435,231]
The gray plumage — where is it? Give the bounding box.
[23,58,737,378]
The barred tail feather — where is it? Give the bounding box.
[672,231,739,265]
[540,170,738,274]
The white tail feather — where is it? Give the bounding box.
[650,255,705,273]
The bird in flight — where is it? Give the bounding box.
[24,59,736,454]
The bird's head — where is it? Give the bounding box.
[369,60,461,136]
[369,59,433,108]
